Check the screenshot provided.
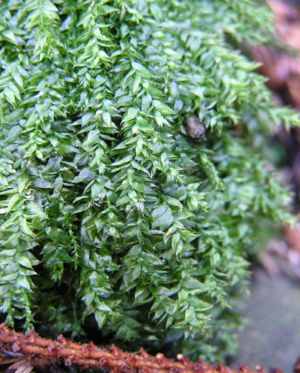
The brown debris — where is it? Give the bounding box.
[248,0,300,107]
[283,220,300,253]
[294,357,300,373]
[267,0,300,50]
[263,236,300,279]
[0,324,283,373]
[266,0,300,21]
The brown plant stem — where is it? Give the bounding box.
[0,324,281,373]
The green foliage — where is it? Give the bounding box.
[0,0,298,361]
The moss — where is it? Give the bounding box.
[0,0,298,361]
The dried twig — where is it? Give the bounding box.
[0,324,282,373]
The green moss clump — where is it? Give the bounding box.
[0,0,298,361]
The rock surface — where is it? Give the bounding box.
[233,268,300,372]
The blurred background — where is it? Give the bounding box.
[233,1,300,371]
